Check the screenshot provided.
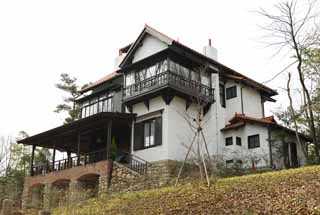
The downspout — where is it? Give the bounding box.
[240,85,244,114]
[267,126,274,168]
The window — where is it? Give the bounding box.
[201,73,210,87]
[220,83,226,108]
[80,93,113,118]
[226,86,237,99]
[134,117,162,150]
[144,119,155,147]
[236,137,242,146]
[225,137,233,146]
[226,160,233,164]
[248,134,260,149]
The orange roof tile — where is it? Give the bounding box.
[80,72,121,93]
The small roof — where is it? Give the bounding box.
[80,72,122,93]
[222,113,312,141]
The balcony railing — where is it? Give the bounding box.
[123,71,215,102]
[31,149,108,176]
[31,149,149,176]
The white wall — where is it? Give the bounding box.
[241,86,263,118]
[221,123,271,168]
[132,34,168,63]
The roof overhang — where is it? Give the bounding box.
[18,112,136,152]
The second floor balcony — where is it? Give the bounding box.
[123,59,215,104]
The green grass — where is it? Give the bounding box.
[51,166,320,215]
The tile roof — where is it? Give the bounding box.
[80,71,121,93]
[229,114,277,125]
[222,113,312,141]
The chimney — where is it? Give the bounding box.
[114,52,126,70]
[203,38,218,61]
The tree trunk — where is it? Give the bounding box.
[286,73,308,159]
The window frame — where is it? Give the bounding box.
[143,118,156,148]
[134,116,163,151]
[226,86,237,100]
[80,92,114,118]
[248,134,260,149]
[236,137,242,146]
[225,137,233,146]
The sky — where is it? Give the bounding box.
[0,0,309,137]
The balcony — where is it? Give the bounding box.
[123,70,215,104]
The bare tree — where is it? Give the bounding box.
[0,135,14,176]
[259,0,320,162]
[286,72,308,158]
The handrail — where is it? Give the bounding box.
[123,70,214,101]
[118,151,149,175]
[31,148,108,176]
[30,149,149,176]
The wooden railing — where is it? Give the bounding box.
[31,149,108,176]
[31,149,149,176]
[123,70,215,102]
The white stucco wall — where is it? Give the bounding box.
[241,86,264,118]
[221,123,271,168]
[132,34,168,63]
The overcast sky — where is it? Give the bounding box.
[0,0,309,137]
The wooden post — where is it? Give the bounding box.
[106,120,112,160]
[67,151,71,167]
[30,145,36,176]
[52,149,56,171]
[77,132,81,165]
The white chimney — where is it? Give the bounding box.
[114,54,126,70]
[203,39,218,61]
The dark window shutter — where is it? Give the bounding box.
[155,117,162,146]
[134,122,144,150]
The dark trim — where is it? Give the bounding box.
[143,99,150,110]
[186,99,192,111]
[136,109,164,122]
[161,93,175,105]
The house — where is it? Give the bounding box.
[18,25,311,209]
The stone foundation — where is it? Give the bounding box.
[22,159,198,210]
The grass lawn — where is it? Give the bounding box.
[50,166,320,215]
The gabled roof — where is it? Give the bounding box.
[83,25,277,98]
[119,24,174,68]
[80,71,122,93]
[222,113,312,141]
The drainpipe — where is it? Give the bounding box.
[268,126,274,168]
[240,86,244,114]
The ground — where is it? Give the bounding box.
[29,166,320,215]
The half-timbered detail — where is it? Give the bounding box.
[19,24,312,209]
